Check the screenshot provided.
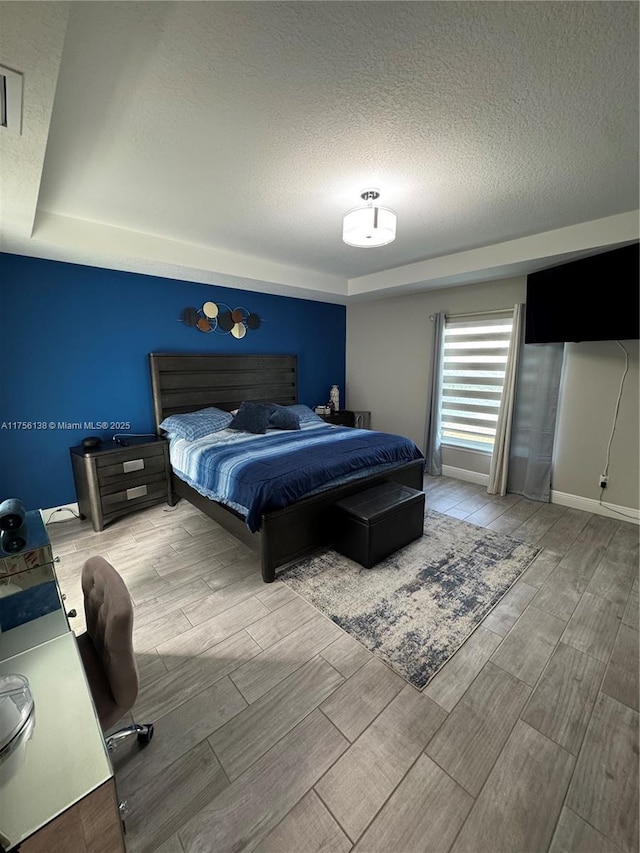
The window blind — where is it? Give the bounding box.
[441,314,513,452]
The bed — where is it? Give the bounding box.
[149,353,425,582]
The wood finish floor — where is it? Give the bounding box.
[48,477,639,853]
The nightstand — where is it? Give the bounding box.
[320,410,371,428]
[70,437,173,532]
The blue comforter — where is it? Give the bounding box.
[170,424,424,532]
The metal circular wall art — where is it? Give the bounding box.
[180,303,262,339]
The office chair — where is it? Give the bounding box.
[76,556,154,751]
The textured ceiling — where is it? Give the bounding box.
[1,1,639,300]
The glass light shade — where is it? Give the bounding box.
[342,205,397,247]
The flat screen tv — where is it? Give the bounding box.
[525,242,639,343]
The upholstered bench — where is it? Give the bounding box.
[333,482,425,569]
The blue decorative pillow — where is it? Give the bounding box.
[269,405,301,430]
[285,404,326,425]
[159,407,233,440]
[229,402,275,434]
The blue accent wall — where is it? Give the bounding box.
[0,253,346,511]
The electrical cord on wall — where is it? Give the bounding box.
[598,341,637,521]
[45,507,80,525]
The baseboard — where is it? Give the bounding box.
[550,491,639,524]
[442,465,490,486]
[40,502,80,524]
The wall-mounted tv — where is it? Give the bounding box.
[525,243,639,344]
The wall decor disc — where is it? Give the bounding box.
[182,307,199,327]
[231,308,244,323]
[217,311,234,332]
[202,301,219,318]
[247,313,261,330]
[231,322,247,339]
[196,317,212,332]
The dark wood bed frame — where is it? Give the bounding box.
[149,353,424,582]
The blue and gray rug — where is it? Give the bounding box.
[279,510,540,690]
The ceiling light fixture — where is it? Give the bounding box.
[342,189,397,247]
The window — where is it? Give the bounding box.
[440,313,513,452]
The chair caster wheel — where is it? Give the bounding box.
[137,724,154,746]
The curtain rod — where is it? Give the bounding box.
[429,307,513,321]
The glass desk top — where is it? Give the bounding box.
[0,632,112,850]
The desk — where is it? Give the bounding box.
[0,519,125,852]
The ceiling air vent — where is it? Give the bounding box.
[0,65,23,135]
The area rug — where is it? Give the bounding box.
[279,510,540,690]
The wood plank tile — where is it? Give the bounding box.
[424,626,502,712]
[136,649,168,689]
[152,552,224,580]
[170,530,239,563]
[521,642,606,754]
[115,676,246,786]
[586,554,636,609]
[178,710,349,853]
[562,592,622,663]
[549,806,623,853]
[156,596,270,671]
[182,573,267,626]
[149,835,183,853]
[354,754,473,853]
[134,630,262,720]
[605,521,639,568]
[491,606,566,686]
[317,685,447,841]
[578,514,620,549]
[426,661,530,796]
[510,502,567,545]
[486,497,543,535]
[463,493,523,527]
[320,633,372,679]
[133,608,192,653]
[118,741,228,853]
[255,582,299,611]
[253,790,351,853]
[451,720,575,853]
[480,581,538,636]
[601,623,639,711]
[133,579,212,629]
[210,656,343,780]
[531,543,604,621]
[519,549,562,588]
[204,559,261,592]
[131,525,194,547]
[535,508,591,555]
[319,657,405,742]
[230,615,343,703]
[567,693,639,853]
[623,584,639,629]
[245,596,321,649]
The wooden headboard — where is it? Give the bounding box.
[149,353,298,430]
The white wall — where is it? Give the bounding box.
[554,340,639,510]
[346,277,639,511]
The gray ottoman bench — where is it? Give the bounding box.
[333,482,425,569]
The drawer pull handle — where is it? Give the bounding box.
[123,459,145,473]
[126,485,147,500]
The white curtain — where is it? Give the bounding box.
[488,303,524,495]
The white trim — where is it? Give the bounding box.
[40,502,80,524]
[442,465,490,486]
[550,491,639,525]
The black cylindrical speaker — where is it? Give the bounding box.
[0,498,26,532]
[0,499,27,553]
